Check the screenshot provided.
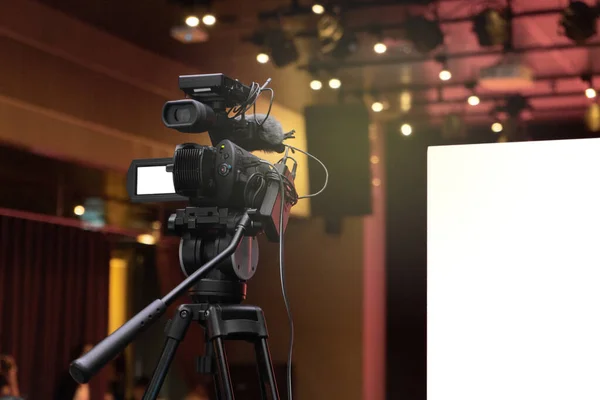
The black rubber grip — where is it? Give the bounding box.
[69,299,166,383]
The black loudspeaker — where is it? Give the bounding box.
[304,104,372,221]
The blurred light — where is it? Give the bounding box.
[371,101,384,112]
[372,178,381,187]
[491,122,503,133]
[329,78,341,89]
[585,103,600,131]
[202,14,216,26]
[312,4,325,14]
[73,205,85,216]
[373,42,387,54]
[585,87,597,99]
[400,91,412,112]
[400,123,412,136]
[439,69,452,81]
[137,234,156,246]
[256,53,269,64]
[152,221,162,230]
[310,79,323,90]
[560,1,597,43]
[370,155,380,164]
[185,15,200,27]
[467,95,480,106]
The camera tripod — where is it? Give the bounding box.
[143,207,280,400]
[69,208,282,400]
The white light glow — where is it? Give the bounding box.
[491,122,503,133]
[328,78,341,89]
[185,16,200,27]
[136,166,175,195]
[439,69,452,81]
[74,205,85,216]
[586,87,597,99]
[137,234,156,246]
[202,14,216,26]
[400,123,412,136]
[373,42,387,54]
[256,53,269,64]
[428,138,600,400]
[467,95,480,106]
[371,101,384,112]
[310,79,323,90]
[312,4,325,14]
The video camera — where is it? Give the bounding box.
[126,73,296,242]
[70,75,303,399]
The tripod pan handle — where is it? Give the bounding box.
[69,299,167,383]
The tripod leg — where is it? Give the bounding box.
[213,336,235,400]
[143,306,193,400]
[255,338,281,400]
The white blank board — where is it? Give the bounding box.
[428,139,600,400]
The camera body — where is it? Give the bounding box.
[126,73,294,242]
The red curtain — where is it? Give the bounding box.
[0,213,110,400]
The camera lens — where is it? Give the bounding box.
[174,107,192,123]
[162,99,216,133]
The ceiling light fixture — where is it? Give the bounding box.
[256,52,269,64]
[185,15,200,27]
[404,16,444,54]
[310,79,323,90]
[491,122,503,133]
[318,13,358,59]
[202,14,217,26]
[468,95,480,106]
[312,4,325,15]
[329,78,342,89]
[472,8,509,47]
[582,73,597,99]
[400,123,413,136]
[373,42,387,54]
[371,101,384,112]
[560,1,597,44]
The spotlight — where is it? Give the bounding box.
[468,95,480,106]
[400,123,412,136]
[202,14,216,26]
[318,14,358,59]
[312,4,325,14]
[329,78,341,89]
[435,54,451,81]
[491,122,503,133]
[586,87,597,99]
[310,79,323,90]
[473,8,509,47]
[264,29,299,67]
[373,42,387,54]
[439,69,452,81]
[256,52,269,64]
[371,101,384,112]
[74,205,85,216]
[185,15,200,27]
[404,16,444,54]
[560,1,597,43]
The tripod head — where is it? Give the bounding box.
[170,206,261,305]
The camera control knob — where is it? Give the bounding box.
[218,163,231,176]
